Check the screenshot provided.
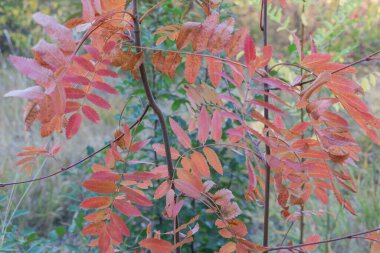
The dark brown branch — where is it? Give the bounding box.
[132,0,180,251]
[266,227,380,252]
[0,105,150,188]
[262,0,271,247]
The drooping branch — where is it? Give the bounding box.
[0,105,150,188]
[132,0,180,250]
[266,227,380,252]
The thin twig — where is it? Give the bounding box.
[0,105,150,188]
[266,227,380,252]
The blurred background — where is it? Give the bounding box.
[0,0,380,252]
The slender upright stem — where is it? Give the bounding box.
[262,0,271,247]
[132,0,180,250]
[299,0,306,244]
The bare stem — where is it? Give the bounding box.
[0,105,150,188]
[266,227,380,252]
[261,0,271,247]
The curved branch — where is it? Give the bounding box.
[0,105,150,188]
[266,227,380,252]
[132,0,180,250]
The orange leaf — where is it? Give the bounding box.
[113,199,141,217]
[121,187,153,207]
[66,113,82,139]
[152,143,180,160]
[197,106,211,144]
[82,180,117,194]
[301,234,321,251]
[203,147,223,175]
[80,196,113,209]
[191,151,210,177]
[170,118,192,149]
[185,54,202,84]
[139,238,173,253]
[206,56,223,87]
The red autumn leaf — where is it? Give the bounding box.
[203,147,223,175]
[113,199,142,216]
[121,187,153,207]
[92,81,118,95]
[174,179,202,199]
[65,88,86,99]
[185,54,202,83]
[197,106,211,144]
[82,222,106,235]
[244,34,256,66]
[98,229,111,253]
[84,209,110,222]
[130,139,151,152]
[62,74,90,85]
[82,105,100,124]
[152,143,180,160]
[110,212,130,237]
[206,56,223,87]
[87,93,111,110]
[80,196,113,209]
[73,55,95,72]
[170,118,192,149]
[211,109,223,142]
[66,113,82,139]
[82,180,117,194]
[314,187,329,205]
[154,181,171,200]
[65,101,81,113]
[191,151,210,177]
[139,238,173,253]
[301,234,321,251]
[90,171,121,181]
[96,68,118,78]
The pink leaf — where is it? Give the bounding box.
[65,88,86,99]
[87,94,111,110]
[73,55,95,72]
[170,118,192,149]
[9,55,52,85]
[92,81,118,94]
[130,139,151,152]
[302,234,321,251]
[197,106,211,144]
[113,199,141,217]
[66,113,82,138]
[206,57,223,87]
[4,86,44,100]
[96,69,118,78]
[61,74,90,85]
[82,105,100,124]
[211,109,223,142]
[152,143,180,160]
[244,34,256,66]
[32,12,75,51]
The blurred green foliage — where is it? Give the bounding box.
[0,0,79,55]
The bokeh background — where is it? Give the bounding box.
[0,0,380,252]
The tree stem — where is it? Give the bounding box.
[262,0,271,247]
[132,0,180,250]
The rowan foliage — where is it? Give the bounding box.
[2,0,380,252]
